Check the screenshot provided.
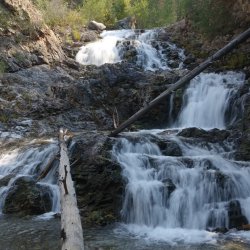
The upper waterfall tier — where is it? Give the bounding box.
[76,29,185,71]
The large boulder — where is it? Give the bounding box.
[3,176,52,215]
[88,21,106,31]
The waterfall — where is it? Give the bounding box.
[113,71,250,245]
[0,140,60,217]
[175,72,245,129]
[76,29,185,71]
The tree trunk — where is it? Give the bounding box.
[109,27,250,137]
[59,128,84,250]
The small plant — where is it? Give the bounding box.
[71,29,81,41]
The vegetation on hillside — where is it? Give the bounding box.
[31,0,243,37]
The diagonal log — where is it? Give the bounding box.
[59,128,84,250]
[109,27,250,137]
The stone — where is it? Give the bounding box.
[228,200,248,229]
[3,176,52,215]
[88,21,106,31]
[116,16,136,29]
[0,174,15,187]
[178,127,230,142]
[161,178,176,196]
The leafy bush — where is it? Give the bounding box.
[177,0,237,37]
[33,0,238,35]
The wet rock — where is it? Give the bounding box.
[69,132,123,226]
[210,227,229,233]
[0,174,15,187]
[228,200,248,229]
[153,138,182,156]
[235,136,250,161]
[178,128,230,142]
[183,54,196,65]
[3,176,52,215]
[161,178,176,196]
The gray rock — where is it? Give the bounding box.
[88,21,106,31]
[116,16,136,29]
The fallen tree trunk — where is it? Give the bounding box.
[59,128,84,250]
[109,27,250,137]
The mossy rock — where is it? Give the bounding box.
[3,176,52,216]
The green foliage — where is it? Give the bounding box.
[177,0,237,37]
[33,0,238,36]
[71,29,81,41]
[0,4,11,28]
[34,0,86,28]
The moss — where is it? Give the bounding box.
[85,210,115,226]
[223,53,250,70]
[0,60,7,75]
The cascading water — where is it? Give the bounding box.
[0,140,60,217]
[174,72,245,129]
[113,71,250,245]
[76,29,185,71]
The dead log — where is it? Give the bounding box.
[59,128,84,250]
[109,27,250,137]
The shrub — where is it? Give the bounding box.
[177,0,237,37]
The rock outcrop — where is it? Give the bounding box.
[3,176,52,215]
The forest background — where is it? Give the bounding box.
[33,0,243,38]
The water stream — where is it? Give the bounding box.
[76,29,185,71]
[1,29,250,249]
[112,70,250,246]
[0,139,60,217]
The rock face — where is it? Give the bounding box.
[69,132,123,226]
[3,176,52,215]
[1,0,65,69]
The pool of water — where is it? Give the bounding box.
[0,217,250,250]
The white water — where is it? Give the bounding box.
[0,141,60,216]
[113,71,250,245]
[76,29,184,71]
[175,72,245,129]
